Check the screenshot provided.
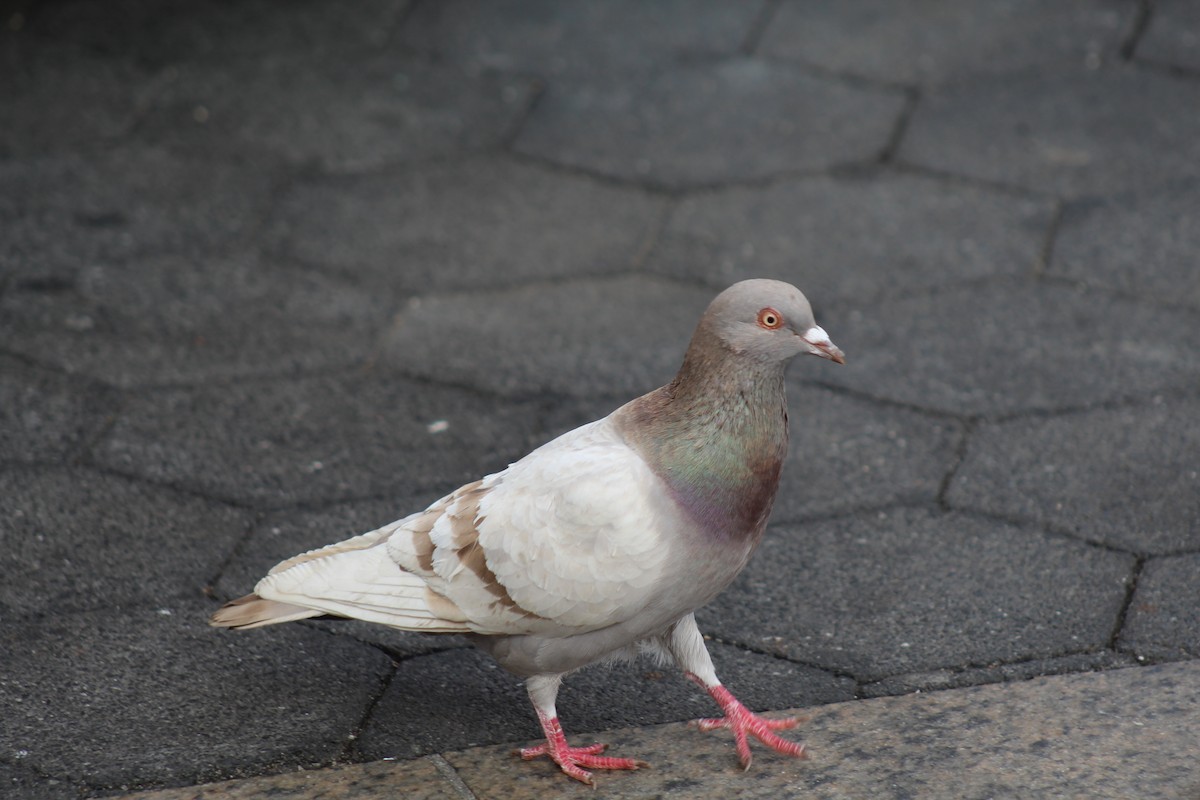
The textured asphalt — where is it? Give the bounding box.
[1,1,1198,799]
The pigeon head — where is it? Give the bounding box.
[701,279,845,366]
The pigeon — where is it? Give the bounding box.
[211,278,845,784]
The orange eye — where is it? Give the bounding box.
[757,307,783,329]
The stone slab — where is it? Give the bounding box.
[0,605,394,788]
[947,396,1200,554]
[760,0,1133,85]
[0,38,152,156]
[699,508,1134,681]
[357,641,853,761]
[0,146,277,284]
[900,63,1200,197]
[270,158,663,292]
[0,252,394,388]
[0,355,117,464]
[1052,180,1200,310]
[1120,553,1200,660]
[116,758,461,800]
[0,466,250,618]
[25,0,411,67]
[140,52,534,173]
[401,0,763,78]
[1138,0,1200,72]
[444,661,1200,799]
[648,170,1053,305]
[514,58,905,188]
[94,375,545,508]
[820,281,1200,416]
[380,276,715,398]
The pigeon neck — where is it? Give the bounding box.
[617,331,789,543]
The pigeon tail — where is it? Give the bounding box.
[209,593,322,629]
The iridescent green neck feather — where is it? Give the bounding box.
[615,326,789,543]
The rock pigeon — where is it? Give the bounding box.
[211,278,845,783]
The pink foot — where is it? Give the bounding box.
[686,672,808,769]
[519,712,648,784]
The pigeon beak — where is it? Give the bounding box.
[802,325,845,365]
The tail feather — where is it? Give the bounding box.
[209,593,323,630]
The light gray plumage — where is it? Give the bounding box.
[211,278,844,783]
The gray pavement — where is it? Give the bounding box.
[1,1,1197,798]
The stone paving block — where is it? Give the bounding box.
[0,252,394,388]
[401,0,763,78]
[820,281,1200,416]
[0,39,153,156]
[775,385,961,521]
[446,661,1200,800]
[1119,554,1200,660]
[1138,0,1200,72]
[1052,180,1200,310]
[95,375,545,508]
[0,356,117,463]
[216,497,471,658]
[947,396,1200,554]
[140,51,534,173]
[698,508,1134,682]
[858,650,1135,698]
[117,758,464,800]
[271,158,663,292]
[381,276,715,398]
[25,0,410,67]
[760,0,1133,85]
[900,63,1200,197]
[0,146,277,283]
[514,58,906,189]
[0,605,393,789]
[647,170,1053,304]
[0,467,251,619]
[357,640,853,761]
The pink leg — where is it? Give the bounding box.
[686,672,808,769]
[519,709,648,784]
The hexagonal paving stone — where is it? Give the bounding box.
[699,508,1134,681]
[401,0,763,78]
[0,467,251,619]
[0,145,277,283]
[1120,554,1200,660]
[900,64,1200,197]
[357,641,853,761]
[760,0,1133,85]
[140,51,535,172]
[95,374,546,507]
[820,281,1200,417]
[0,356,117,463]
[381,276,715,398]
[0,252,394,388]
[0,39,153,155]
[648,170,1053,304]
[947,397,1200,555]
[0,605,392,787]
[1052,180,1200,310]
[24,0,410,67]
[1137,0,1200,72]
[271,157,663,292]
[514,58,906,188]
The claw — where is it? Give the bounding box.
[520,712,648,784]
[686,673,808,769]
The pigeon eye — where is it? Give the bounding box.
[756,308,783,330]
